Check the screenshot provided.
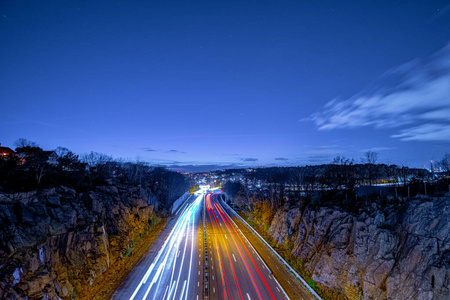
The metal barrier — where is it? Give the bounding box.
[221,200,323,300]
[203,194,209,299]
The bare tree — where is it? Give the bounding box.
[363,151,378,185]
[80,151,113,166]
[322,156,355,190]
[55,146,70,158]
[15,145,47,185]
[364,150,378,164]
[439,153,450,172]
[291,168,305,193]
[14,138,37,149]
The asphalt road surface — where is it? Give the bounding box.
[113,194,204,300]
[113,191,314,300]
[205,193,288,300]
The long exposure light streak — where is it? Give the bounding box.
[129,194,203,300]
[215,202,277,300]
[206,193,230,300]
[210,202,244,300]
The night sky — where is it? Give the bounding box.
[1,1,450,171]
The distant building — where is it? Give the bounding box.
[0,143,16,157]
[44,151,59,166]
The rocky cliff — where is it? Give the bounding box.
[0,184,156,299]
[261,196,449,299]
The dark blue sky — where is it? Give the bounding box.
[1,1,450,170]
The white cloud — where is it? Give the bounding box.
[360,147,396,152]
[311,42,450,142]
[392,124,450,141]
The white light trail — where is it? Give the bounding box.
[129,194,203,300]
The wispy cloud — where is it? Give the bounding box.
[274,157,289,161]
[168,149,186,154]
[392,124,450,141]
[310,42,450,142]
[306,155,332,164]
[241,157,258,162]
[360,146,396,152]
[140,147,157,152]
[305,145,344,156]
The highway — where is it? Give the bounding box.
[112,194,204,300]
[113,191,312,300]
[204,192,288,300]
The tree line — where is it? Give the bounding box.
[223,151,450,214]
[0,139,191,214]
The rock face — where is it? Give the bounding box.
[0,184,155,299]
[266,197,450,299]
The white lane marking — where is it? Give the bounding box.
[225,234,227,239]
[246,293,251,300]
[198,271,200,275]
[213,287,216,293]
[212,265,214,269]
[180,280,187,299]
[199,254,201,258]
[197,295,198,300]
[167,280,177,300]
[262,264,265,269]
[177,250,180,257]
[199,261,200,265]
[129,196,200,300]
[232,254,237,262]
[162,285,169,300]
[252,250,255,253]
[276,287,281,292]
[198,281,199,287]
[256,257,259,261]
[287,280,291,284]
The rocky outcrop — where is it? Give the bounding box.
[0,184,155,299]
[265,196,450,299]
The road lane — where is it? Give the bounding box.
[219,197,315,300]
[114,190,311,300]
[205,193,288,300]
[112,194,204,300]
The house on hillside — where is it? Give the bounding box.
[0,143,16,157]
[44,151,59,166]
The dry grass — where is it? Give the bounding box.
[76,218,167,300]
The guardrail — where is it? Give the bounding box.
[219,201,290,300]
[203,194,209,299]
[221,200,323,300]
[172,192,191,215]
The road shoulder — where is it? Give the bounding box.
[221,202,316,300]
